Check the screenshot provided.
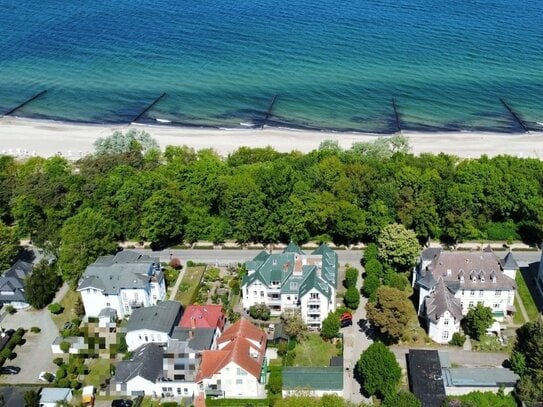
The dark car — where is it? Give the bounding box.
[0,366,21,375]
[112,400,133,407]
[340,318,353,328]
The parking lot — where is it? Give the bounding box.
[0,307,59,384]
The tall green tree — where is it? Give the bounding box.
[0,221,19,270]
[377,223,420,271]
[141,188,185,248]
[321,313,340,340]
[513,318,543,372]
[461,304,494,340]
[24,260,61,309]
[59,208,117,284]
[356,342,401,399]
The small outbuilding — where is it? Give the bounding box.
[39,387,72,407]
[282,367,343,397]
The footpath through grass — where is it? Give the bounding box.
[293,333,338,367]
[51,289,81,331]
[174,266,206,305]
[516,271,539,321]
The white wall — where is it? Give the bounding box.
[242,281,268,309]
[126,329,170,351]
[119,376,157,396]
[445,385,515,396]
[455,287,513,320]
[201,361,264,399]
[156,381,198,398]
[299,289,333,329]
[79,288,116,318]
[428,311,461,344]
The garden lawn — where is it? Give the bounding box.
[51,289,81,331]
[516,271,539,321]
[293,334,338,367]
[513,296,525,324]
[175,266,206,305]
[85,358,111,388]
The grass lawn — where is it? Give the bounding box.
[516,271,539,321]
[51,289,81,331]
[175,266,206,305]
[85,358,111,388]
[513,296,525,324]
[140,398,162,407]
[293,334,338,367]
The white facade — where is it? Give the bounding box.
[115,375,157,397]
[454,286,514,321]
[79,284,165,319]
[299,288,335,330]
[199,361,265,399]
[428,310,462,344]
[126,329,170,351]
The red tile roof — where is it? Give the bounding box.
[196,319,267,382]
[179,305,225,331]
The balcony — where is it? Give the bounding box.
[308,298,320,304]
[129,300,144,308]
[267,296,281,304]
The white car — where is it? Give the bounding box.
[38,371,55,383]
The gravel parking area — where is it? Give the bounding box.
[0,308,59,384]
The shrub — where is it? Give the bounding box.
[30,326,41,333]
[0,349,12,360]
[345,267,358,288]
[43,372,55,383]
[365,258,383,278]
[362,273,381,302]
[321,313,340,340]
[53,357,64,366]
[71,379,81,390]
[249,303,271,321]
[48,303,64,314]
[56,365,67,380]
[461,304,493,340]
[230,279,241,295]
[357,342,401,399]
[59,341,71,353]
[344,286,360,309]
[169,257,182,270]
[364,243,379,263]
[449,332,466,347]
[4,305,15,314]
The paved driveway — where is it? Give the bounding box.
[0,307,59,384]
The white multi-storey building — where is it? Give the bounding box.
[413,246,518,343]
[242,243,338,330]
[77,250,166,319]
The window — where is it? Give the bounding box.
[495,289,501,297]
[444,319,449,326]
[287,296,291,301]
[253,291,257,296]
[260,291,264,297]
[236,379,243,385]
[290,282,298,290]
[479,290,484,297]
[177,388,182,395]
[442,331,449,339]
[184,388,188,394]
[469,301,474,308]
[470,290,475,296]
[461,290,465,296]
[237,368,247,376]
[310,293,319,300]
[106,302,110,307]
[493,303,500,309]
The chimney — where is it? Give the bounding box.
[189,329,194,339]
[191,317,196,330]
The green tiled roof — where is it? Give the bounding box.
[299,266,331,299]
[284,242,304,255]
[282,367,343,391]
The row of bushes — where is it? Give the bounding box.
[0,328,26,366]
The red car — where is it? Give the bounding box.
[340,312,353,327]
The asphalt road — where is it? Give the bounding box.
[136,247,541,267]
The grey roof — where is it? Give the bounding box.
[421,247,443,263]
[40,388,71,403]
[416,250,516,292]
[282,367,343,391]
[407,350,446,407]
[425,277,463,323]
[78,250,162,295]
[501,251,518,270]
[127,301,181,334]
[115,343,164,383]
[98,307,118,320]
[0,387,26,407]
[0,260,33,304]
[271,322,289,341]
[171,327,215,351]
[330,356,343,367]
[442,367,519,387]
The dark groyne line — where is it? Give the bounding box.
[261,95,278,128]
[130,93,166,124]
[392,98,402,133]
[3,90,47,117]
[500,99,528,132]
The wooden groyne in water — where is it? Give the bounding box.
[392,98,402,133]
[3,90,47,116]
[261,95,278,128]
[131,93,166,124]
[500,98,528,132]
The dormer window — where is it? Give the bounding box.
[460,276,464,283]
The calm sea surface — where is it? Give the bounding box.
[1,0,542,132]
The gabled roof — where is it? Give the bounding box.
[77,250,162,295]
[171,327,216,351]
[3,260,33,280]
[425,277,463,323]
[299,266,331,299]
[114,343,164,383]
[197,319,266,382]
[127,301,181,334]
[282,367,343,391]
[0,260,33,303]
[40,388,71,403]
[179,304,225,331]
[442,367,519,387]
[284,242,304,255]
[501,251,518,270]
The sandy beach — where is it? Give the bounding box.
[0,117,542,159]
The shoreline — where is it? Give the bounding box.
[0,116,542,159]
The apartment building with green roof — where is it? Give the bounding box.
[242,243,338,329]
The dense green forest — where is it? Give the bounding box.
[1,133,542,256]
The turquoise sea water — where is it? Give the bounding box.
[1,0,542,132]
